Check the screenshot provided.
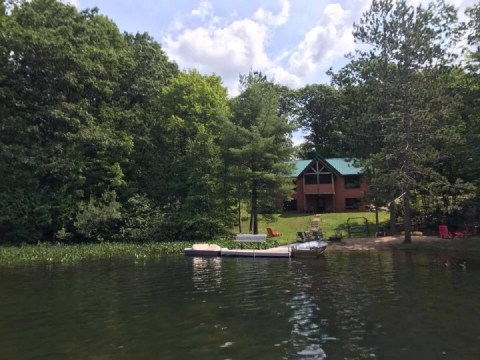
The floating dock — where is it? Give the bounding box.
[184,245,291,258]
[221,247,290,258]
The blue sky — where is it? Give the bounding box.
[66,0,475,95]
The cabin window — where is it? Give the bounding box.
[318,174,332,184]
[344,175,361,189]
[305,173,332,184]
[305,174,317,184]
[345,198,361,209]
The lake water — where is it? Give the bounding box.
[1,250,480,359]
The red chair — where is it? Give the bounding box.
[267,228,282,237]
[438,225,452,239]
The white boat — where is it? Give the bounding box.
[291,241,328,258]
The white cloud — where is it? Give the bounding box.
[268,65,302,88]
[163,1,299,94]
[164,19,270,78]
[253,0,291,27]
[288,3,356,78]
[323,3,350,25]
[60,0,78,6]
[161,0,478,95]
[191,0,213,20]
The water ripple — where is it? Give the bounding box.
[2,252,480,359]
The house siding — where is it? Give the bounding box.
[292,158,368,213]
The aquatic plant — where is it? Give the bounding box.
[0,239,279,266]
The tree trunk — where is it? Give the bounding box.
[249,203,253,233]
[389,200,396,235]
[251,178,258,234]
[237,198,242,233]
[403,190,412,243]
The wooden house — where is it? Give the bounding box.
[289,157,368,213]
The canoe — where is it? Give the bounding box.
[184,243,221,256]
[291,240,328,258]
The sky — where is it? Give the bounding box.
[62,0,476,145]
[63,0,477,96]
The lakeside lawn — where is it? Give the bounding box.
[3,211,479,266]
[237,211,390,245]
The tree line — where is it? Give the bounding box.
[299,0,480,242]
[0,0,479,244]
[0,0,295,244]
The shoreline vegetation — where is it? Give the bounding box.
[0,239,280,266]
[2,211,480,266]
[1,235,479,266]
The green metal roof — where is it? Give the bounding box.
[293,160,312,177]
[325,158,362,175]
[293,158,362,177]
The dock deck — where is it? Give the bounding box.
[221,246,290,258]
[184,245,291,258]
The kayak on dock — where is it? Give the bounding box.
[184,244,222,256]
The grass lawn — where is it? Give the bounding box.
[236,211,390,245]
[320,211,390,237]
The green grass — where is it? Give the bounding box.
[236,211,390,244]
[0,242,190,266]
[320,211,390,237]
[0,238,282,266]
[235,213,313,244]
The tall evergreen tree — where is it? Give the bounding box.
[332,0,466,242]
[228,72,295,234]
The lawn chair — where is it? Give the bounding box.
[267,228,282,237]
[296,231,306,243]
[302,230,324,242]
[438,225,452,239]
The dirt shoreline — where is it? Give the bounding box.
[327,235,478,252]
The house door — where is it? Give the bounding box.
[316,197,325,213]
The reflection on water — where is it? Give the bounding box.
[1,251,480,359]
[288,265,326,359]
[192,257,222,293]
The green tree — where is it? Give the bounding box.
[228,72,295,234]
[332,0,467,242]
[0,0,134,242]
[466,3,480,67]
[157,70,234,240]
[0,1,5,35]
[294,84,347,158]
[114,32,178,231]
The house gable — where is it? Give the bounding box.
[293,157,362,178]
[291,157,367,213]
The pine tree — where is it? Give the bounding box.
[332,0,466,242]
[228,72,294,234]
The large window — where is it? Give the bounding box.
[305,174,317,184]
[344,175,361,189]
[345,198,361,209]
[304,174,332,184]
[318,174,332,184]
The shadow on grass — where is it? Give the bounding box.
[278,212,313,219]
